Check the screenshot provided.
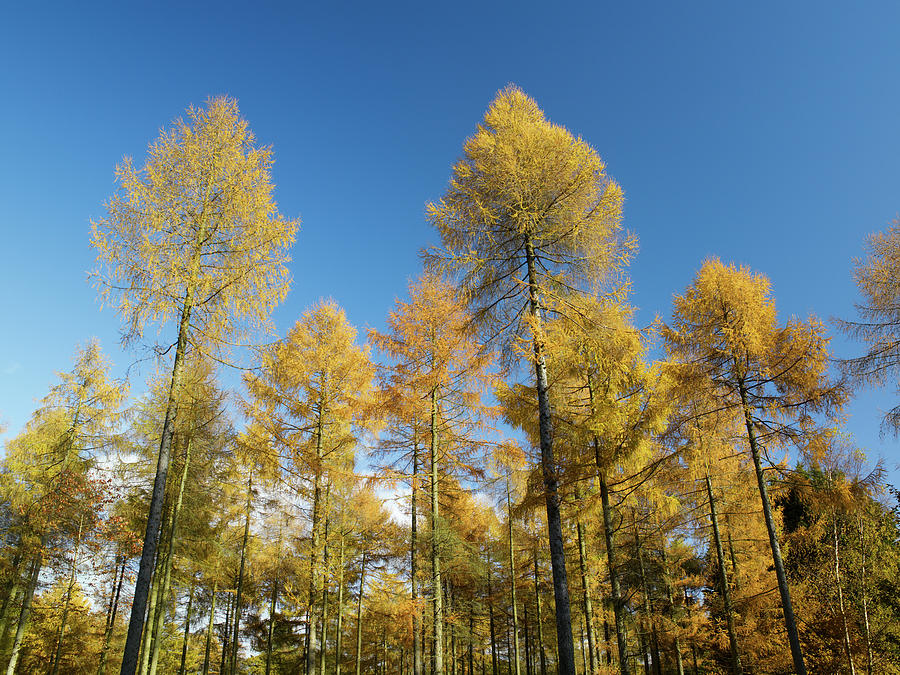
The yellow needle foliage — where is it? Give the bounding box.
[90,96,298,351]
[426,85,633,358]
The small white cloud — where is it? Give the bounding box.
[1,362,21,376]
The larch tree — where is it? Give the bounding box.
[90,96,298,675]
[663,259,846,675]
[426,85,632,675]
[838,218,900,433]
[243,300,375,675]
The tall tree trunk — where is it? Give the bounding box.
[0,548,24,655]
[506,479,521,675]
[140,529,166,675]
[488,568,498,675]
[523,235,575,675]
[657,531,684,675]
[5,550,41,675]
[523,602,532,675]
[597,463,629,675]
[469,608,475,675]
[355,554,367,675]
[532,547,546,675]
[832,512,856,675]
[575,486,597,675]
[98,555,127,675]
[307,399,325,675]
[737,380,806,675]
[319,487,332,675]
[230,476,253,675]
[149,437,193,675]
[201,577,217,675]
[122,283,196,675]
[857,514,873,675]
[178,577,195,675]
[705,468,743,675]
[220,589,233,675]
[413,433,424,675]
[633,515,661,675]
[430,387,445,675]
[335,527,346,675]
[265,577,278,675]
[50,515,84,675]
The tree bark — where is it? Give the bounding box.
[230,476,253,675]
[265,576,278,675]
[597,464,629,675]
[506,479,521,675]
[201,577,217,675]
[531,547,546,675]
[307,397,325,675]
[738,380,806,675]
[5,551,41,675]
[523,235,575,675]
[335,524,346,675]
[98,555,127,675]
[488,566,498,675]
[412,432,424,675]
[575,487,597,674]
[431,387,445,675]
[832,512,856,675]
[705,468,743,675]
[355,554,367,675]
[121,286,195,675]
[178,577,195,675]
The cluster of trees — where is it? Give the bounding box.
[1,89,898,675]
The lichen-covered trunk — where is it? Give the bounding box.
[738,381,806,675]
[122,286,195,675]
[149,437,193,675]
[523,236,575,675]
[5,550,41,675]
[705,469,743,675]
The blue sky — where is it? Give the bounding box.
[1,2,898,482]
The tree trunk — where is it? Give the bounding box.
[523,235,575,675]
[5,551,41,675]
[140,525,166,675]
[532,547,546,675]
[307,400,325,675]
[266,576,278,675]
[523,602,532,675]
[705,469,743,675]
[431,387,445,675]
[506,479,521,675]
[121,285,195,675]
[98,555,127,675]
[832,512,856,675]
[488,568,498,675]
[220,590,233,675]
[575,486,597,675]
[201,577,217,675]
[857,514,873,675]
[230,476,253,675]
[51,515,84,675]
[355,554,367,675]
[335,526,346,675]
[597,463,629,675]
[0,548,24,655]
[320,487,332,675]
[413,433,424,675]
[150,437,193,675]
[633,516,661,675]
[657,531,684,675]
[738,380,806,675]
[178,578,195,675]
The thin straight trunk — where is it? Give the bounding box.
[50,515,84,675]
[469,609,475,675]
[5,551,41,675]
[355,554,367,675]
[220,591,233,675]
[413,432,424,675]
[506,479,521,675]
[657,533,684,675]
[832,512,856,675]
[98,555,127,675]
[335,527,346,675]
[122,280,197,675]
[201,577,217,675]
[705,469,743,675]
[0,548,24,653]
[633,517,661,675]
[597,463,629,675]
[532,548,546,675]
[523,602,532,675]
[858,515,873,675]
[724,516,741,591]
[319,487,332,675]
[488,569,498,675]
[450,588,457,675]
[140,539,165,675]
[574,486,597,675]
[639,631,650,675]
[149,437,194,675]
[265,577,278,675]
[230,476,253,675]
[308,398,325,675]
[178,578,195,675]
[579,613,587,673]
[505,614,511,675]
[737,380,806,675]
[431,387,444,675]
[523,235,575,675]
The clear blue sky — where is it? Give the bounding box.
[1,2,898,482]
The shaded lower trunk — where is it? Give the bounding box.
[355,554,367,675]
[5,551,42,675]
[50,516,84,675]
[98,555,127,675]
[201,577,217,675]
[597,465,629,675]
[231,476,253,675]
[178,578,195,675]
